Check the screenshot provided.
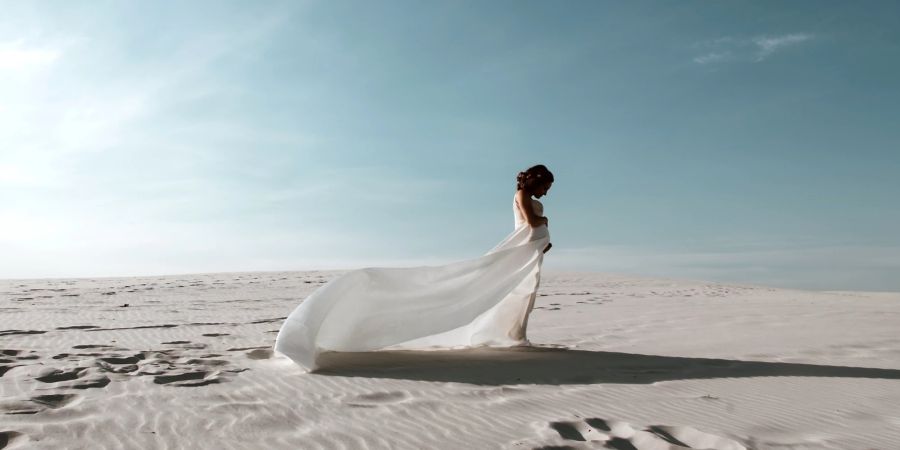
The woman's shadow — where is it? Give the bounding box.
[314,346,900,385]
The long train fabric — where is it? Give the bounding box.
[274,198,550,371]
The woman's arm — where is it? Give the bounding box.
[516,189,548,227]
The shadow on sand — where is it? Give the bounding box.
[314,346,900,385]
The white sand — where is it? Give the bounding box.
[1,271,899,449]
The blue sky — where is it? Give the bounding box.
[2,1,898,290]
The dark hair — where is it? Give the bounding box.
[516,164,554,192]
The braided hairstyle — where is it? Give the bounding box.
[516,164,554,193]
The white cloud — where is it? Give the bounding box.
[0,8,333,279]
[693,33,815,65]
[0,163,44,187]
[693,51,732,65]
[0,41,60,70]
[0,15,453,279]
[753,33,814,61]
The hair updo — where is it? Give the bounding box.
[516,164,554,192]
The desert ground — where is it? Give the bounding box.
[2,271,899,449]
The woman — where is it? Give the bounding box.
[274,165,553,371]
[515,164,554,254]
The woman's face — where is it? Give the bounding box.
[534,181,552,198]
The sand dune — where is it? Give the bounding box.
[2,271,899,449]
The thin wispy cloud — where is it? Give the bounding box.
[693,33,815,64]
[693,51,732,65]
[753,33,814,60]
[0,4,459,278]
[0,41,60,70]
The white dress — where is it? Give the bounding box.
[273,194,550,371]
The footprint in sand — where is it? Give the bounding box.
[0,431,25,449]
[40,367,112,389]
[99,353,145,365]
[31,394,78,409]
[0,330,46,337]
[1,349,39,362]
[32,366,111,390]
[343,391,410,407]
[245,348,273,360]
[129,346,247,386]
[87,324,178,332]
[528,417,746,450]
[35,367,85,383]
[8,339,251,400]
[161,340,207,349]
[184,358,228,366]
[249,317,286,324]
[224,346,272,360]
[153,371,221,387]
[52,352,105,361]
[95,352,146,373]
[2,394,79,415]
[0,365,22,378]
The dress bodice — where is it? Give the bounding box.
[514,195,544,229]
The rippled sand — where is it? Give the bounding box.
[2,271,899,449]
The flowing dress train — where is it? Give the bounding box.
[273,196,550,371]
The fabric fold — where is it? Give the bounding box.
[274,218,550,371]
